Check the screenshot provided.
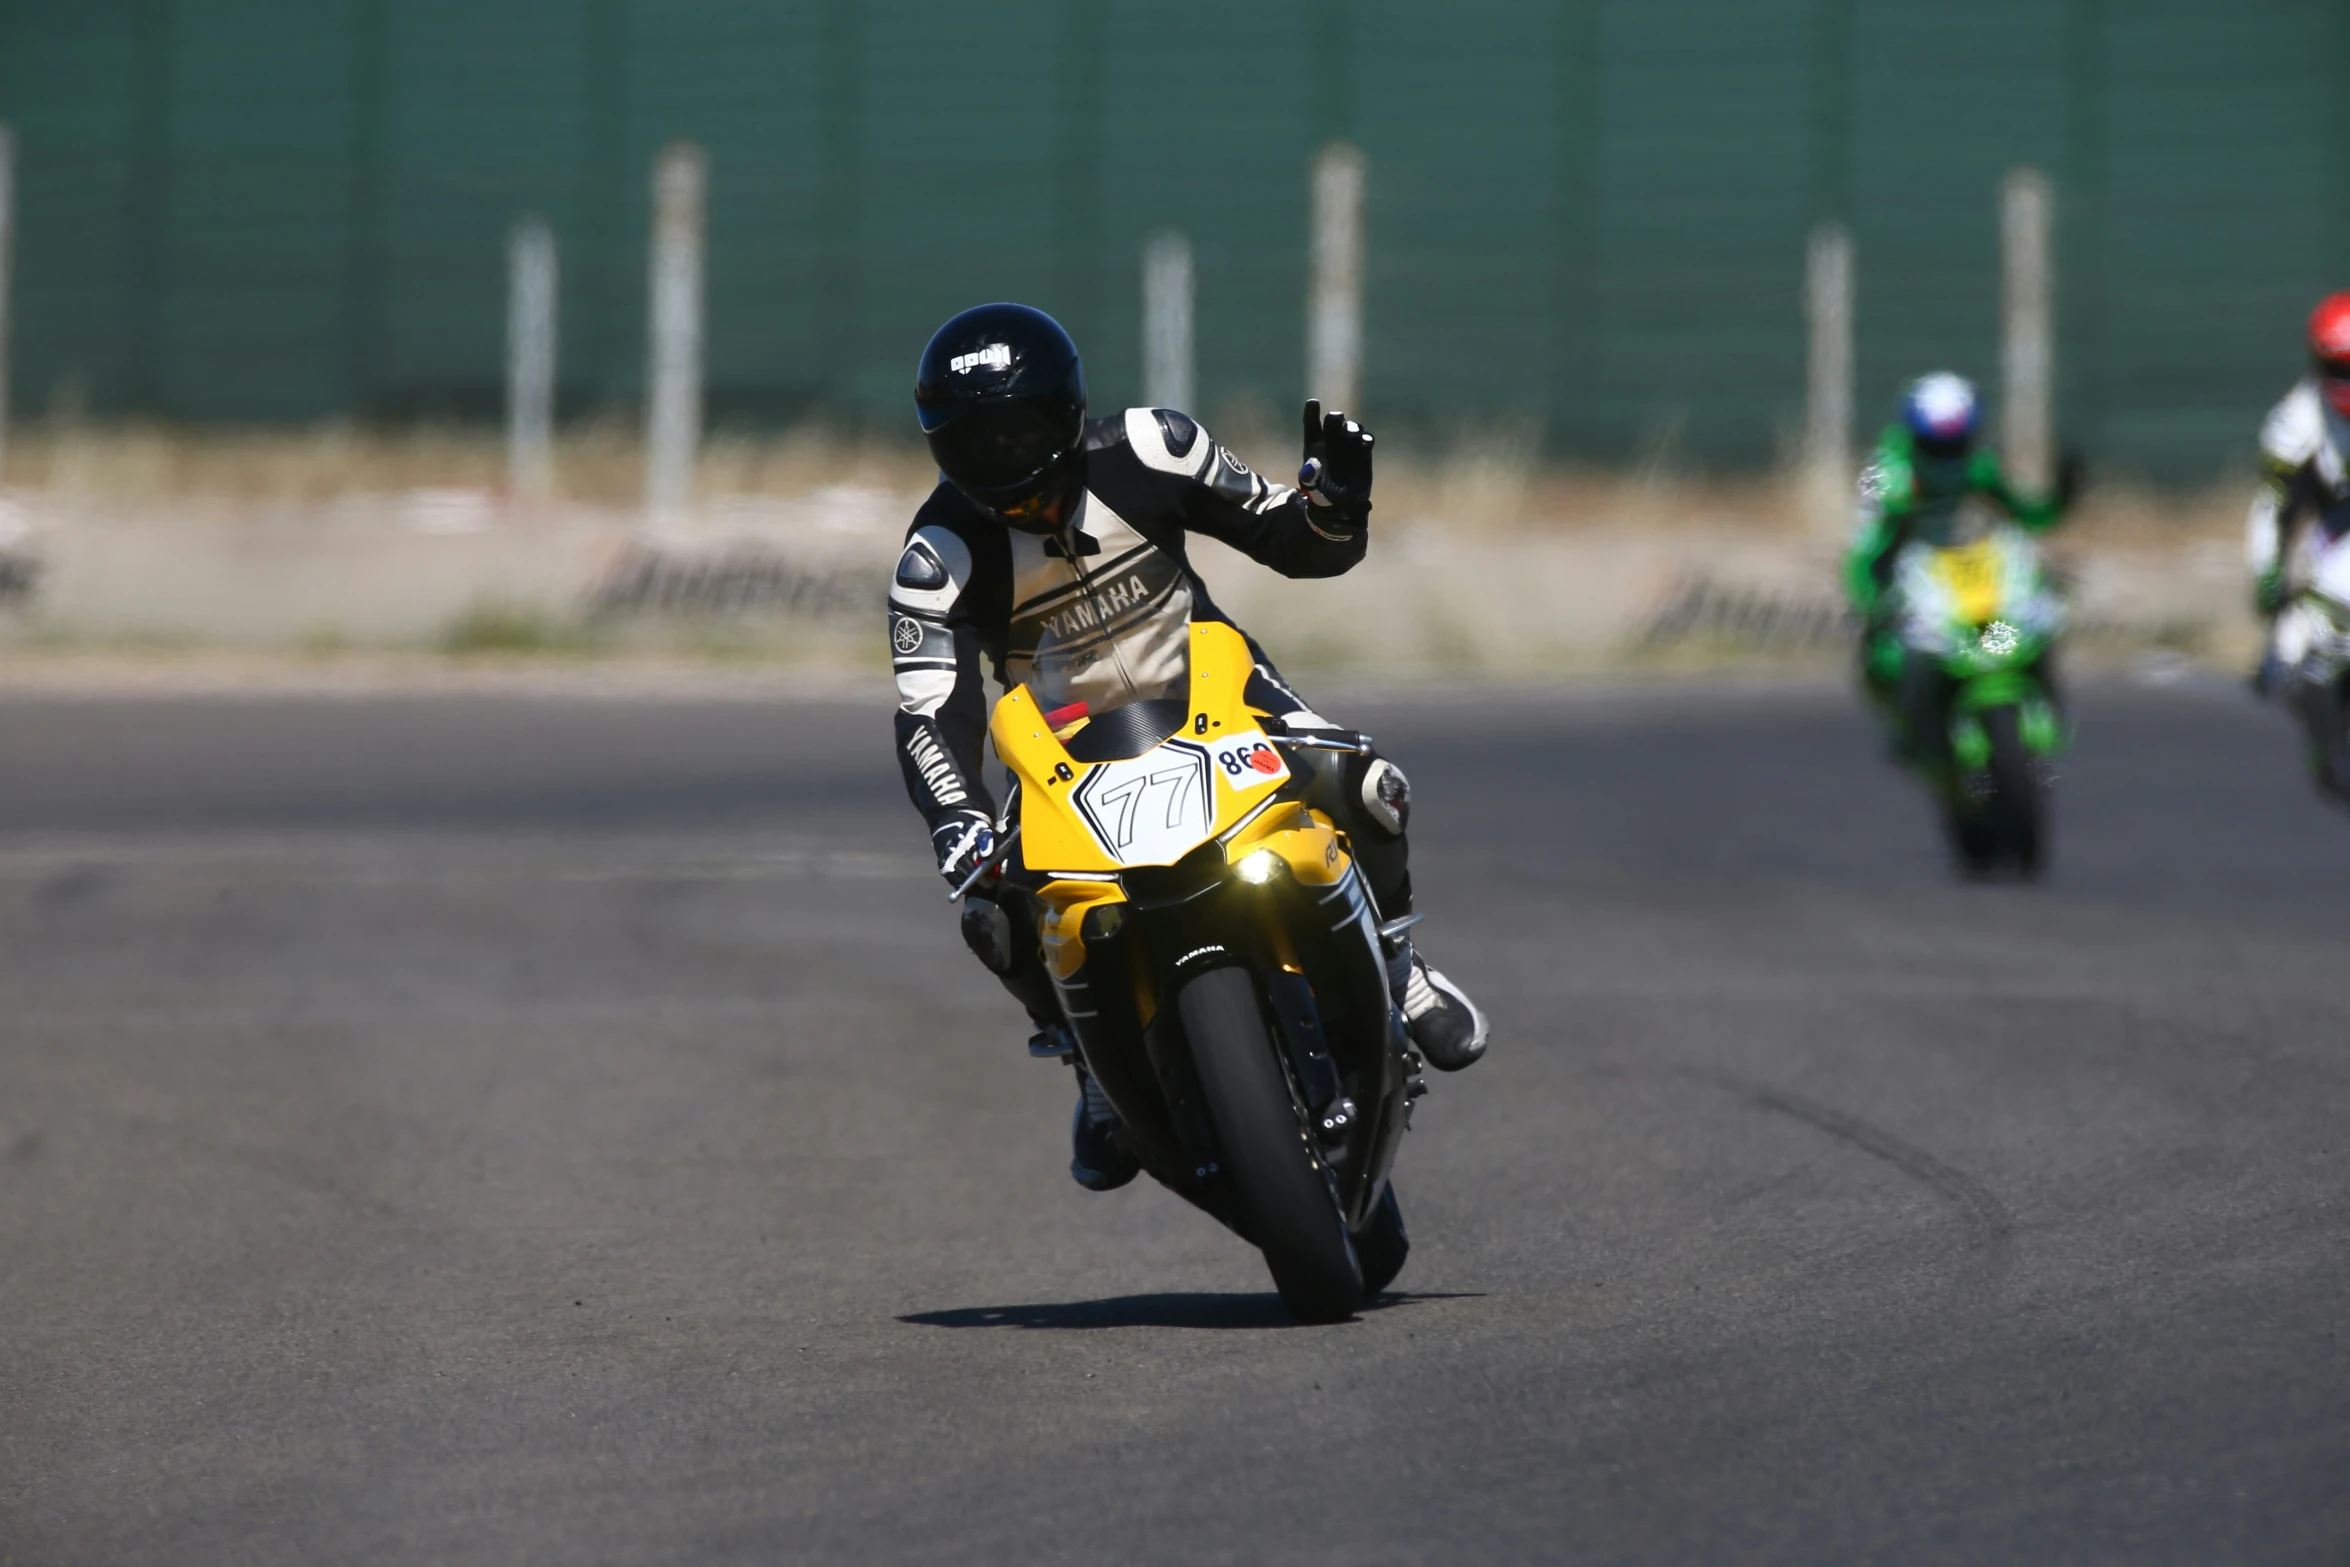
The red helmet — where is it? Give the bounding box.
[2310,293,2350,416]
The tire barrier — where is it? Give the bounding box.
[1635,573,1856,654]
[589,543,886,621]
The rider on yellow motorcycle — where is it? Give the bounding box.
[890,303,1488,1191]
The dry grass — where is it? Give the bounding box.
[0,419,2253,546]
[0,420,935,509]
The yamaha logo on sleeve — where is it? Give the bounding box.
[892,615,926,656]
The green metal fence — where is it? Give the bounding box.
[2,0,2345,479]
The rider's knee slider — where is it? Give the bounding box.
[960,895,1016,974]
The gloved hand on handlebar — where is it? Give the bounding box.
[1297,399,1374,518]
[932,810,998,891]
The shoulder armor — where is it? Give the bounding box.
[1855,458,1888,505]
[1121,406,1215,479]
[2260,380,2327,468]
[1152,408,1199,457]
[889,523,973,616]
[1862,450,1914,511]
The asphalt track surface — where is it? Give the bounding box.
[1,674,2345,1564]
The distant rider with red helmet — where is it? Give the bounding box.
[890,303,1489,1192]
[2247,295,2350,732]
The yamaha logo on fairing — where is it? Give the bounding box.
[950,344,1013,375]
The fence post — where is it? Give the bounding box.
[507,217,558,503]
[1143,231,1193,413]
[1307,141,1364,415]
[2001,166,2054,492]
[645,141,707,519]
[0,126,14,489]
[1803,220,1854,536]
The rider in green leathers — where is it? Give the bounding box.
[1843,373,2072,756]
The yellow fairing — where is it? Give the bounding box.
[1222,799,1351,888]
[1036,878,1129,983]
[991,620,1295,876]
[1931,539,2004,626]
[1036,800,1352,983]
[1003,619,1355,985]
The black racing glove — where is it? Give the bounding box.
[2054,449,2085,512]
[1298,399,1374,520]
[931,810,998,891]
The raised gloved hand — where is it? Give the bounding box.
[2054,449,2086,512]
[1297,399,1374,517]
[932,810,998,891]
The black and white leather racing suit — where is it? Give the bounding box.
[887,406,1420,1035]
[2247,378,2350,791]
[2249,377,2350,631]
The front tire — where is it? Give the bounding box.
[1179,966,1363,1323]
[1982,705,2044,875]
[2295,674,2350,803]
[1945,805,1999,876]
[1355,1184,1410,1300]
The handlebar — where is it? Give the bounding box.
[946,822,1022,901]
[1271,731,1374,756]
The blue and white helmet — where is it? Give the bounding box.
[1900,372,1980,448]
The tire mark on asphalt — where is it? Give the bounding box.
[1729,1078,2014,1250]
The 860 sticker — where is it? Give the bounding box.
[1211,731,1288,787]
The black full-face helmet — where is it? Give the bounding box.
[915,303,1086,532]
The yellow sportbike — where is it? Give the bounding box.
[966,620,1418,1322]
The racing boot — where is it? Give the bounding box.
[1025,1020,1075,1058]
[1385,936,1488,1072]
[1067,1057,1139,1192]
[2251,647,2287,701]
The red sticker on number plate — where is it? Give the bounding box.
[1210,732,1288,787]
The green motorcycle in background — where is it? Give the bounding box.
[1888,518,2069,876]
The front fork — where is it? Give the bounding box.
[1949,693,2064,773]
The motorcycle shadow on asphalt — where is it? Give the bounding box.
[899,1292,1481,1332]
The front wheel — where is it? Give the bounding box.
[1355,1184,1410,1300]
[1179,966,1363,1323]
[1948,705,2045,877]
[2293,673,2350,803]
[1982,705,2044,876]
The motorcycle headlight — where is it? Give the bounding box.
[1234,849,1282,885]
